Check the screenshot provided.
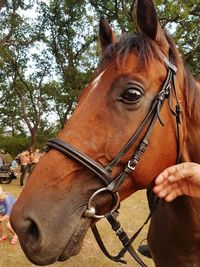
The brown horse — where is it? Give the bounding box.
[10,0,200,266]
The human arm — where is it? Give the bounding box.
[153,162,200,201]
[0,214,9,222]
[3,194,16,216]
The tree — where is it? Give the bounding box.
[0,0,57,148]
[0,0,199,152]
[37,0,98,127]
[89,0,199,76]
[155,0,200,77]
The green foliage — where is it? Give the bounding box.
[155,0,200,76]
[89,0,200,76]
[0,126,57,156]
[0,134,30,157]
[89,0,134,33]
[0,0,199,151]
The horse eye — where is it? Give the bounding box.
[120,88,142,104]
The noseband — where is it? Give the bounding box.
[46,55,181,266]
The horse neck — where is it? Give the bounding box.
[181,81,200,163]
[164,196,200,227]
[181,119,200,163]
[166,80,200,228]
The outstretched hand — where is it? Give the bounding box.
[153,162,200,202]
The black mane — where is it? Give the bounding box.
[99,32,161,69]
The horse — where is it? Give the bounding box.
[10,0,200,266]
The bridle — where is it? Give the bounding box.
[45,54,181,266]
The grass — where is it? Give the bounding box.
[0,179,155,267]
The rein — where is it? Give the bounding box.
[46,55,181,266]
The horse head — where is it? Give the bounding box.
[10,0,186,265]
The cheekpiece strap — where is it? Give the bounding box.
[159,52,177,73]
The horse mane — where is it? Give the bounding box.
[165,34,200,124]
[99,31,200,124]
[183,68,200,124]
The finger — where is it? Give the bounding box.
[155,171,170,185]
[155,163,196,185]
[155,165,182,185]
[166,162,199,180]
[153,182,169,194]
[164,188,183,202]
[154,182,180,198]
[153,179,172,193]
[167,167,195,182]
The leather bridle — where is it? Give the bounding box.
[45,54,181,266]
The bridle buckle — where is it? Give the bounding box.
[127,160,136,171]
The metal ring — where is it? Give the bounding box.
[84,187,120,219]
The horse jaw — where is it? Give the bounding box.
[58,217,91,262]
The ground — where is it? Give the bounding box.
[0,179,155,267]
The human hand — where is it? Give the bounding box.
[153,162,200,201]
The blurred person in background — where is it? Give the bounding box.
[0,186,18,244]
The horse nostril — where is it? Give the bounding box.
[13,216,42,249]
[26,218,40,243]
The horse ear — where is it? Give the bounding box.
[99,16,116,54]
[134,0,169,53]
[135,0,158,40]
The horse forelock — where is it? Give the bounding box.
[97,31,183,77]
[99,32,161,71]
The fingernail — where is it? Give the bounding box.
[168,175,175,182]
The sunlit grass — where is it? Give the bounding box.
[0,179,154,267]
